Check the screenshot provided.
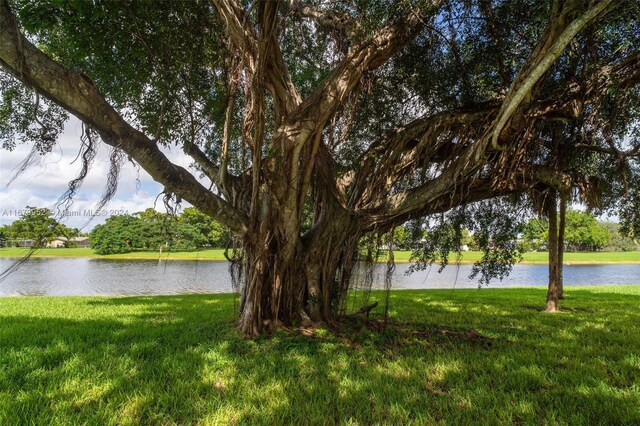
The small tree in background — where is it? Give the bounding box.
[7,206,77,246]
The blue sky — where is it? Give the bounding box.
[0,117,198,231]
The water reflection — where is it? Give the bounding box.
[0,258,638,297]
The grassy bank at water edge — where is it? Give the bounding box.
[1,247,639,263]
[1,286,639,424]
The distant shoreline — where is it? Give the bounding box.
[1,247,638,265]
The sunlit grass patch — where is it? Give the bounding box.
[1,287,639,424]
[2,247,639,263]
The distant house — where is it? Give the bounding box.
[47,236,90,248]
[47,237,68,248]
[9,239,36,248]
[72,237,91,248]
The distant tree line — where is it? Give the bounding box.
[2,206,634,254]
[520,210,636,252]
[89,207,229,254]
[389,210,637,253]
[0,206,80,246]
[0,206,230,253]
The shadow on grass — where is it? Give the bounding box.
[1,287,639,424]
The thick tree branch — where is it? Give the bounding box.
[181,141,244,202]
[348,39,639,224]
[288,0,355,33]
[531,51,640,121]
[575,143,640,157]
[182,141,220,182]
[285,3,443,142]
[362,166,571,231]
[219,56,242,195]
[210,0,301,121]
[491,0,617,149]
[363,178,502,231]
[0,0,248,234]
[349,103,498,209]
[209,0,257,68]
[590,51,640,93]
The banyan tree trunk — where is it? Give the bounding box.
[236,207,357,337]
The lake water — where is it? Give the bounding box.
[0,258,639,297]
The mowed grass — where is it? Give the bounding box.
[1,246,639,263]
[0,247,229,260]
[1,287,640,424]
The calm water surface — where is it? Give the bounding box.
[0,258,639,296]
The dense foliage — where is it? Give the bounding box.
[522,210,637,252]
[0,206,78,246]
[89,208,228,255]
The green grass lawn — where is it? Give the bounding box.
[1,287,639,424]
[0,247,229,260]
[1,246,639,263]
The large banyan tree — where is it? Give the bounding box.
[1,0,639,335]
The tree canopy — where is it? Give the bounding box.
[521,210,629,252]
[0,206,78,245]
[563,210,610,251]
[90,207,229,254]
[1,0,639,335]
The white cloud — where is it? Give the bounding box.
[1,117,207,229]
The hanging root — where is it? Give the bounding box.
[150,192,182,256]
[0,207,61,282]
[225,237,245,315]
[82,144,125,228]
[4,143,44,189]
[383,229,396,325]
[339,230,395,325]
[1,126,101,283]
[351,301,379,317]
[54,123,99,216]
[0,247,35,282]
[348,236,376,315]
[4,89,63,189]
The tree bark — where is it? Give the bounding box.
[557,191,568,299]
[546,190,561,312]
[236,207,357,337]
